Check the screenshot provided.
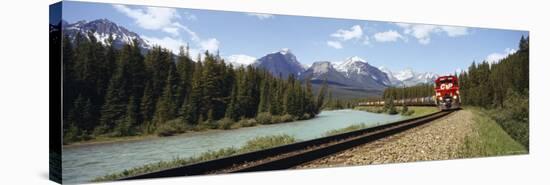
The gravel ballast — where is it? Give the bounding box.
[297,110,474,168]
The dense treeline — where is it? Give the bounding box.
[459,36,529,149]
[382,84,434,100]
[63,32,325,143]
[459,36,529,108]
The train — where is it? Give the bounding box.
[357,75,461,111]
[434,75,460,110]
[357,97,435,106]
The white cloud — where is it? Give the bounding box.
[246,13,274,20]
[373,30,405,42]
[327,41,343,49]
[331,25,363,41]
[441,26,468,37]
[486,48,517,63]
[200,38,220,52]
[396,23,468,44]
[142,35,186,54]
[363,35,371,45]
[114,4,221,56]
[113,5,183,36]
[183,12,198,21]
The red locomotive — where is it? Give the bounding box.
[434,75,460,110]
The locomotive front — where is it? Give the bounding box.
[434,76,460,110]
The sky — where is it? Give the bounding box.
[62,1,528,75]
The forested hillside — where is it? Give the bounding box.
[62,32,325,143]
[459,36,529,149]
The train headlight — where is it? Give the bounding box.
[453,95,458,99]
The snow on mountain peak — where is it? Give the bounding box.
[347,56,366,63]
[383,68,438,86]
[394,68,415,81]
[279,48,291,55]
[225,54,257,68]
[62,19,151,51]
[335,56,368,74]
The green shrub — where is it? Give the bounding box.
[401,105,409,115]
[237,118,257,127]
[487,90,529,149]
[270,115,282,124]
[239,134,297,153]
[63,125,79,144]
[401,110,415,116]
[216,118,235,130]
[387,106,398,115]
[256,112,273,125]
[323,123,367,136]
[301,113,311,120]
[113,120,134,137]
[280,114,294,122]
[156,119,188,137]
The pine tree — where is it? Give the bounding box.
[315,79,328,114]
[140,81,155,123]
[67,94,93,135]
[201,53,225,120]
[153,64,178,125]
[63,34,77,120]
[99,44,131,133]
[175,46,194,112]
[118,96,138,136]
[257,79,270,113]
[182,60,203,124]
[225,84,239,120]
[304,78,315,116]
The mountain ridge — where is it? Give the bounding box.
[61,18,439,98]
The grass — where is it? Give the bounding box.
[323,123,369,136]
[459,107,527,158]
[399,106,438,117]
[93,134,297,182]
[355,106,438,117]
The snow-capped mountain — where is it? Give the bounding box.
[388,68,438,86]
[379,66,404,86]
[300,61,350,86]
[225,54,257,68]
[334,56,391,88]
[254,48,305,78]
[62,19,151,51]
[59,18,440,96]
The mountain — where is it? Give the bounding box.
[300,61,350,86]
[333,56,391,89]
[392,68,438,86]
[378,66,404,86]
[225,54,257,68]
[59,18,438,98]
[254,48,305,78]
[62,19,151,51]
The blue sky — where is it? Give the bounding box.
[62,1,528,75]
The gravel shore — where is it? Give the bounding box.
[297,110,474,168]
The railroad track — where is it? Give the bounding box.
[120,110,455,181]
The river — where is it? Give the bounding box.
[62,109,404,183]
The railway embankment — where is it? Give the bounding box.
[297,108,525,168]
